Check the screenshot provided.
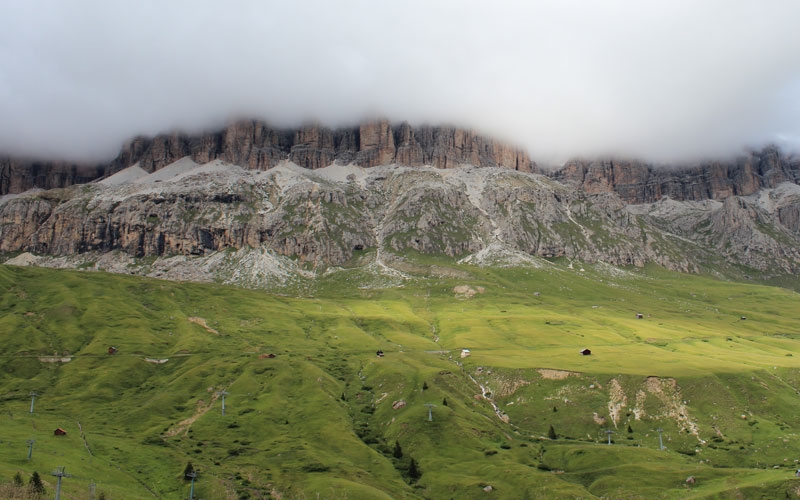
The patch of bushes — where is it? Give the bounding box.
[301,463,330,473]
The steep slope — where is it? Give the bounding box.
[2,265,800,499]
[2,158,799,283]
[553,146,800,204]
[4,119,798,205]
[0,120,535,195]
[2,119,799,283]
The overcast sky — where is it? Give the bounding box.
[1,0,799,164]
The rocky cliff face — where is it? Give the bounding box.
[2,119,799,284]
[2,159,799,281]
[0,120,536,196]
[553,146,800,204]
[4,119,797,207]
[0,157,107,195]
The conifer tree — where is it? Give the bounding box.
[393,440,403,459]
[407,458,421,481]
[29,471,45,496]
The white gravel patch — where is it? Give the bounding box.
[135,156,199,184]
[99,163,148,185]
[458,242,551,268]
[746,182,800,212]
[314,163,371,188]
[4,252,41,266]
[626,197,722,217]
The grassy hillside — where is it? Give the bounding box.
[1,261,799,499]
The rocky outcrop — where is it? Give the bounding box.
[0,157,107,195]
[553,146,800,204]
[1,120,537,195]
[3,162,798,278]
[4,119,797,206]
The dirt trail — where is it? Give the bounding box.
[187,317,219,335]
[164,392,222,437]
[607,379,628,428]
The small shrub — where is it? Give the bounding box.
[301,463,330,473]
[183,462,195,480]
[407,458,421,482]
[142,436,166,446]
[29,471,45,496]
[548,425,557,440]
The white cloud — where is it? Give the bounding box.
[1,0,799,163]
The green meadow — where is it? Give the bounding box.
[1,261,800,499]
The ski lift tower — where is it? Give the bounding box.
[424,403,436,421]
[604,429,615,445]
[656,428,665,450]
[217,390,229,416]
[27,439,35,460]
[29,391,38,414]
[187,470,197,500]
[52,466,72,500]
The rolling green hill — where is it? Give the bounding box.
[1,261,800,499]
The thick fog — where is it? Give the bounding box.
[1,0,799,164]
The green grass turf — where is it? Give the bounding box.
[0,261,799,499]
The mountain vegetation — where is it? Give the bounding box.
[1,261,799,499]
[1,121,799,498]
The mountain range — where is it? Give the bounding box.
[1,119,799,284]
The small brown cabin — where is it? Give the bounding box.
[54,428,67,436]
[107,346,118,355]
[580,348,592,356]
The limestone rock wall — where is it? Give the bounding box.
[554,146,800,204]
[1,119,537,195]
[2,120,798,210]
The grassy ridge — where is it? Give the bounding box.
[1,262,799,499]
